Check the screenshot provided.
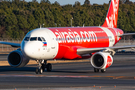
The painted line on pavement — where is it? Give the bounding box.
[0,74,134,80]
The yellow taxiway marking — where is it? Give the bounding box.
[0,60,89,66]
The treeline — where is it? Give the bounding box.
[0,0,135,39]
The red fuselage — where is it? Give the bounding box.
[48,26,123,59]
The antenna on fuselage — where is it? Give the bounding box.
[83,24,85,27]
[40,24,41,29]
[40,23,45,28]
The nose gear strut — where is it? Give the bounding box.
[35,60,52,74]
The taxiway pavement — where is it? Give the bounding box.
[0,54,135,90]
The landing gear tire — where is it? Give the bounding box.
[35,68,39,74]
[101,69,106,73]
[47,63,52,72]
[35,60,52,74]
[41,64,45,71]
[94,68,99,72]
[39,68,43,74]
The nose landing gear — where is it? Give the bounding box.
[35,60,52,74]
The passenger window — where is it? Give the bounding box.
[24,37,30,41]
[38,37,42,41]
[30,37,37,41]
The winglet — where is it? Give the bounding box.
[102,0,120,28]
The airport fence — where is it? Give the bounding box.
[115,39,135,46]
[0,39,135,52]
[0,39,22,52]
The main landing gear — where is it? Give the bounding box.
[94,68,106,73]
[35,60,52,74]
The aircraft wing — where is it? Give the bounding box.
[118,33,135,37]
[77,45,135,55]
[0,41,21,47]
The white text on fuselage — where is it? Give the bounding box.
[54,30,97,43]
[106,0,119,28]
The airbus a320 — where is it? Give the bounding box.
[1,0,135,74]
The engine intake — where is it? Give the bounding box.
[8,49,29,68]
[91,52,113,69]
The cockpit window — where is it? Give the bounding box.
[24,37,30,41]
[25,37,45,41]
[30,37,37,41]
[38,37,42,41]
[41,37,46,41]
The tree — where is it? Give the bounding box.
[73,11,81,26]
[44,9,55,27]
[53,1,60,6]
[17,15,28,30]
[43,0,50,4]
[84,0,90,5]
[41,0,46,3]
[40,0,50,3]
[0,0,135,39]
[32,0,36,2]
[125,0,130,3]
[34,8,45,26]
[109,0,111,4]
[125,0,133,4]
[27,14,37,30]
[73,1,81,7]
[120,0,126,4]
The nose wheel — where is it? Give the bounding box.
[35,60,52,74]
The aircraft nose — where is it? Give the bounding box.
[22,42,42,59]
[23,43,34,58]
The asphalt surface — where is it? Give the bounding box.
[0,54,135,90]
[0,54,8,61]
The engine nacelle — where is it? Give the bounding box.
[91,52,113,69]
[8,49,29,68]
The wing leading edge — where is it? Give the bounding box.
[0,41,20,47]
[77,32,135,55]
[77,45,135,55]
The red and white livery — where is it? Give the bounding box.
[1,0,135,74]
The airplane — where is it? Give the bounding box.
[0,0,135,74]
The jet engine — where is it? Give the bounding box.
[91,52,113,70]
[8,49,29,68]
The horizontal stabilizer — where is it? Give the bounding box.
[118,33,135,37]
